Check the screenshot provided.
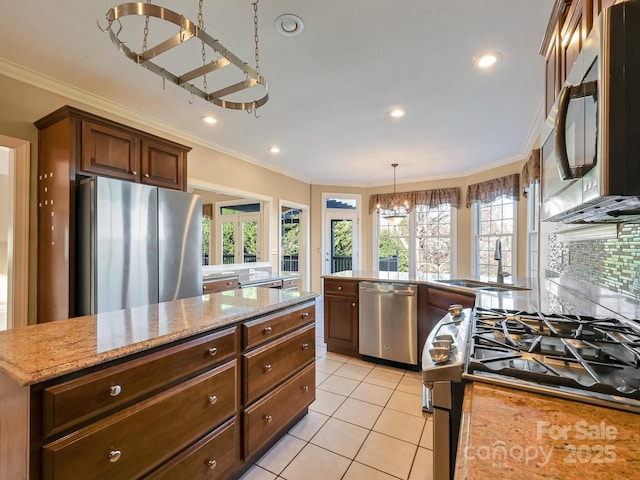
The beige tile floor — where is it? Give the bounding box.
[240,298,433,480]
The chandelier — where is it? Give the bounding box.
[99,0,268,113]
[383,163,408,226]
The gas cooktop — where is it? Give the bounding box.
[464,307,640,413]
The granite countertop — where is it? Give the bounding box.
[455,383,640,479]
[0,288,317,387]
[323,271,640,322]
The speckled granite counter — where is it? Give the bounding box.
[0,287,317,386]
[455,383,640,479]
[324,271,640,321]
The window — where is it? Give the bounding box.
[281,206,300,272]
[375,203,455,278]
[219,203,262,264]
[323,194,361,274]
[474,196,517,279]
[415,203,453,279]
[202,215,211,265]
[377,214,409,273]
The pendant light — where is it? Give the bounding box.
[383,163,408,226]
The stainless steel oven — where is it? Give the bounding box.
[421,308,471,480]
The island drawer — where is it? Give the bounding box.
[324,278,358,296]
[43,361,237,480]
[146,418,238,480]
[243,363,315,459]
[242,324,315,403]
[42,327,237,437]
[282,278,299,290]
[242,302,315,349]
[203,276,240,294]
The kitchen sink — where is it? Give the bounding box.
[436,279,530,291]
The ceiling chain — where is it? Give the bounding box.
[253,0,260,75]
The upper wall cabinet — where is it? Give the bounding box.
[77,111,189,191]
[541,0,616,117]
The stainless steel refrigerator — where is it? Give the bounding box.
[75,176,202,315]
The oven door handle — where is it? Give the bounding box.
[554,80,598,181]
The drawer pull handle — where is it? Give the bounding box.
[264,364,272,373]
[208,395,218,405]
[208,459,217,470]
[352,303,356,307]
[337,286,342,291]
[302,343,310,350]
[263,326,273,334]
[109,385,122,397]
[208,347,218,357]
[302,312,309,318]
[108,450,122,463]
[302,385,309,393]
[144,173,150,178]
[227,281,233,285]
[131,170,137,175]
[265,415,273,423]
[203,285,207,290]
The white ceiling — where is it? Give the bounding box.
[0,0,554,187]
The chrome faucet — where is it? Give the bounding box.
[493,239,511,283]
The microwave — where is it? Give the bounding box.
[541,0,640,223]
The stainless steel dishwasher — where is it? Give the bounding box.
[359,282,418,365]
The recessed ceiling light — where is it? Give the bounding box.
[275,14,304,37]
[475,53,501,68]
[201,115,217,124]
[269,146,281,154]
[390,108,405,118]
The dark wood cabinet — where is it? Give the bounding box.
[26,300,316,480]
[34,106,191,323]
[240,302,316,463]
[141,138,187,190]
[542,0,614,116]
[323,278,359,356]
[80,119,139,182]
[203,276,241,294]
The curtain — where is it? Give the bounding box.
[368,187,460,214]
[466,173,520,207]
[414,187,460,208]
[521,149,541,197]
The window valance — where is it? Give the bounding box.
[466,173,520,207]
[368,187,460,214]
[521,149,540,197]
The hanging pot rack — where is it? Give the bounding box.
[99,1,269,112]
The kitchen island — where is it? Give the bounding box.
[0,287,318,479]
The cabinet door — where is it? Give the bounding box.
[324,294,359,356]
[146,419,238,480]
[80,120,139,181]
[544,32,560,117]
[562,0,591,81]
[43,362,237,480]
[141,138,187,191]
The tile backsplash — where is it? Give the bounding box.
[547,224,640,297]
